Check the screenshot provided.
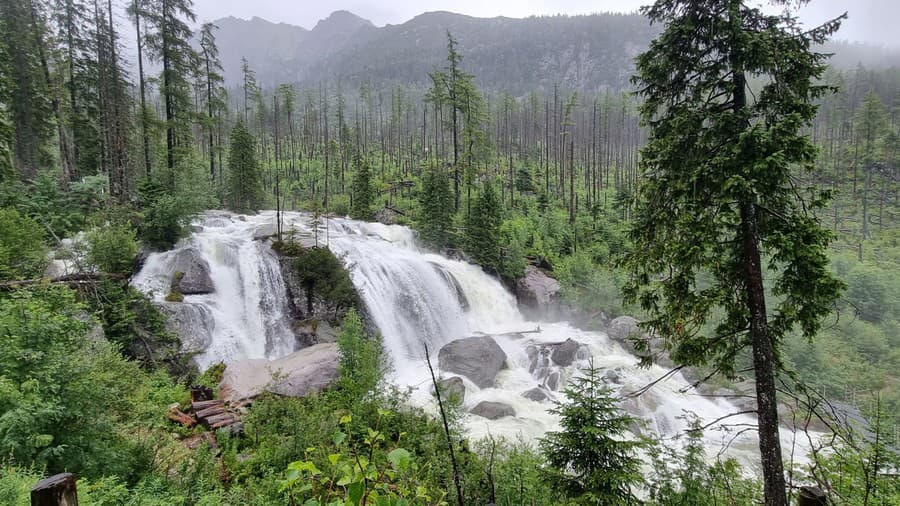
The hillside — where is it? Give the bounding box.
[212,10,900,93]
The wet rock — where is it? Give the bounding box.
[435,376,466,403]
[294,319,338,347]
[374,206,403,225]
[438,336,507,389]
[252,222,277,240]
[157,303,214,354]
[471,401,515,420]
[546,371,560,391]
[550,338,588,367]
[607,316,640,343]
[171,248,214,294]
[516,266,561,318]
[602,369,621,384]
[219,343,340,404]
[522,387,551,402]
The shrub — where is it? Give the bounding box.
[87,224,138,274]
[0,207,47,280]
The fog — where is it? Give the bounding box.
[192,0,898,48]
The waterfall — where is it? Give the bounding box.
[132,212,296,369]
[133,210,809,462]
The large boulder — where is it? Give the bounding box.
[171,248,214,294]
[219,343,340,404]
[157,303,214,354]
[522,387,551,402]
[607,316,640,343]
[438,336,507,389]
[516,266,561,317]
[471,401,515,420]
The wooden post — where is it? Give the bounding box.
[797,486,827,506]
[31,473,78,506]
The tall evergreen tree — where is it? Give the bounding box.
[199,22,226,180]
[465,182,501,271]
[418,164,454,248]
[0,0,55,179]
[627,1,845,504]
[226,121,263,213]
[141,0,197,181]
[349,153,374,220]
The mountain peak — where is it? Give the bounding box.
[312,10,374,33]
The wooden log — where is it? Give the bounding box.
[1,273,126,291]
[211,417,238,429]
[166,407,197,428]
[196,405,226,419]
[31,473,78,506]
[191,400,223,411]
[204,413,235,428]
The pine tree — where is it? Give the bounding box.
[538,364,643,505]
[626,1,845,504]
[465,183,501,271]
[350,153,374,220]
[226,121,263,213]
[418,164,454,248]
[199,22,226,180]
[141,0,197,181]
[0,0,55,179]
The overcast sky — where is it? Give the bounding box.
[191,0,899,47]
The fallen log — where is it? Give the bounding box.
[0,273,127,291]
[204,413,235,428]
[196,405,226,419]
[167,407,197,428]
[191,400,223,411]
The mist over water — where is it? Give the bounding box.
[134,210,809,464]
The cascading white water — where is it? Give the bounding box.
[133,210,809,464]
[132,212,296,369]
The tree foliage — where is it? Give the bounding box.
[226,121,263,213]
[349,153,374,220]
[627,1,845,503]
[465,183,502,271]
[538,364,643,505]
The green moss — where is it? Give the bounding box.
[164,291,184,303]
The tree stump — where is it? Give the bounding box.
[31,473,78,506]
[191,385,213,402]
[798,486,827,506]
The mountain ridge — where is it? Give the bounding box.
[210,10,900,93]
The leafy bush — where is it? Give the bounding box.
[86,224,138,274]
[0,287,182,479]
[0,207,46,280]
[337,309,384,405]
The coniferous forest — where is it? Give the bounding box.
[0,0,899,504]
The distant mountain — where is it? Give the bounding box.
[210,11,900,94]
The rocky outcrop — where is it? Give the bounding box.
[438,336,507,389]
[471,401,515,419]
[218,343,340,404]
[157,303,214,354]
[171,248,214,294]
[516,266,560,318]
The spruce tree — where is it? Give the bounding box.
[349,153,374,220]
[627,1,845,504]
[418,164,454,248]
[226,121,263,213]
[199,22,226,181]
[539,364,643,505]
[465,183,501,271]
